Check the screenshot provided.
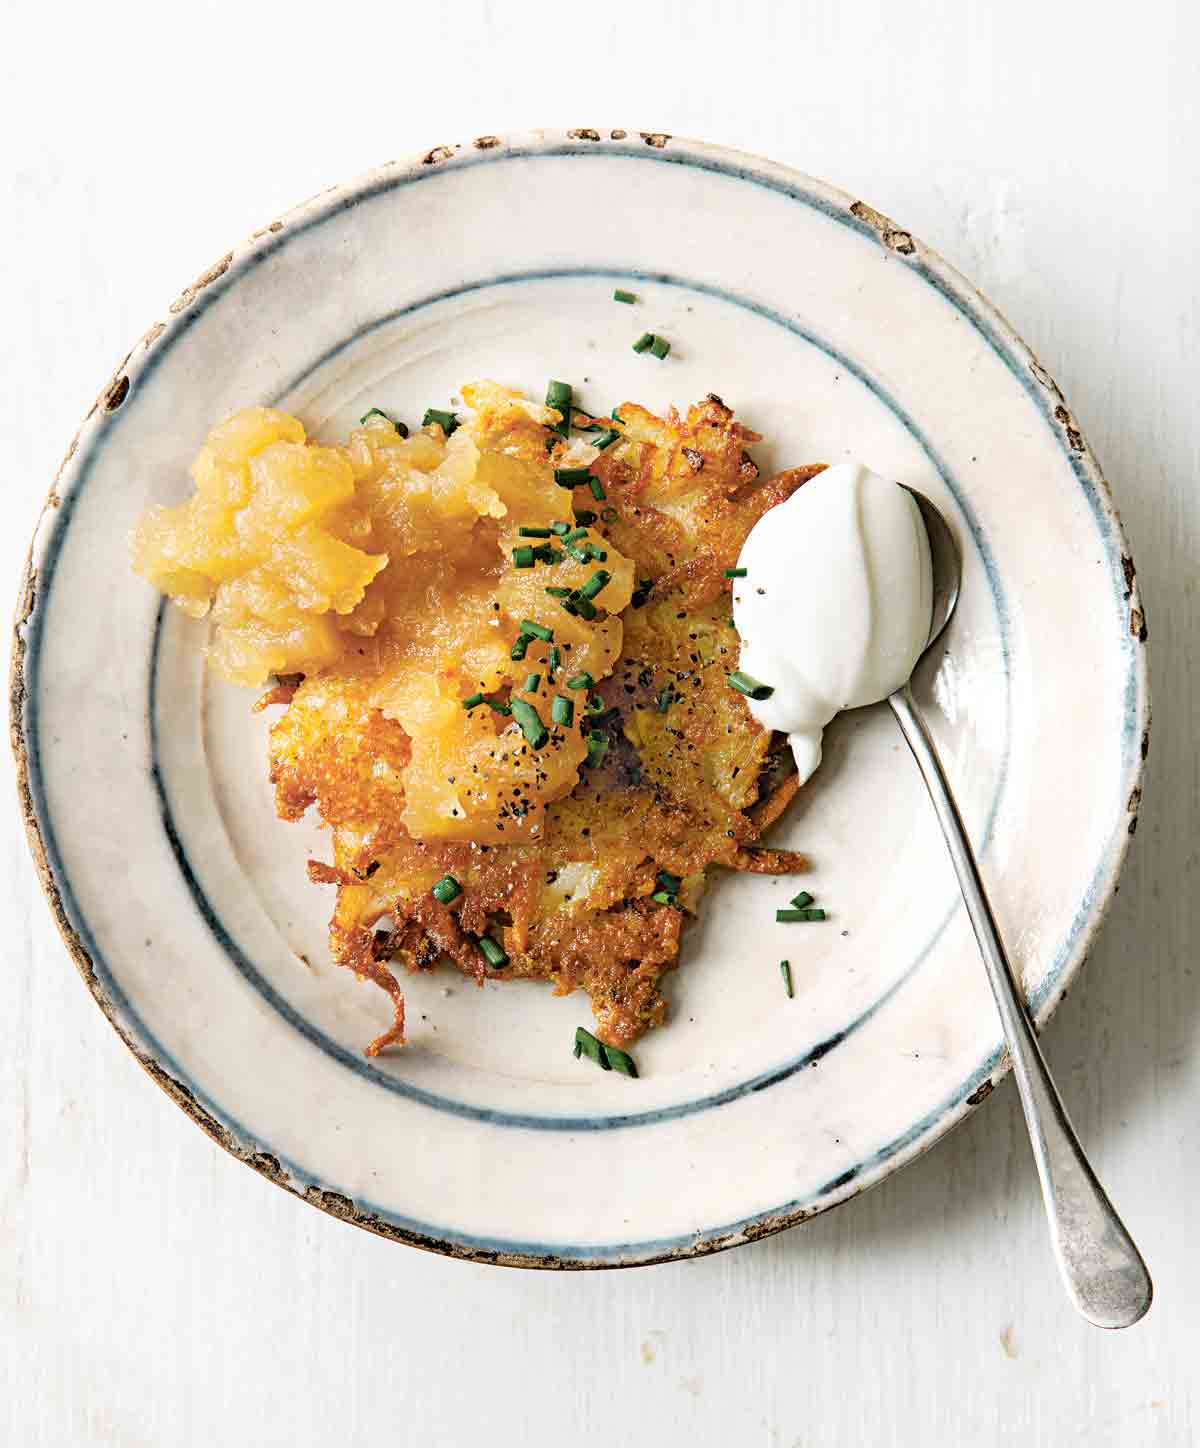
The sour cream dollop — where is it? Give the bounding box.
[732,461,933,784]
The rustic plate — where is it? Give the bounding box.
[12,131,1148,1267]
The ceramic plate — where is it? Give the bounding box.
[12,132,1148,1267]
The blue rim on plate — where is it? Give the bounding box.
[11,132,1149,1267]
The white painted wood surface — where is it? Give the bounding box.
[2,1,1196,1442]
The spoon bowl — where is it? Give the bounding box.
[903,487,961,650]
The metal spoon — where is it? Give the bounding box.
[889,490,1153,1329]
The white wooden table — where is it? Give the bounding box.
[3,2,1196,1443]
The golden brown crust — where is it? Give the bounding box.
[267,394,822,1051]
[270,677,413,853]
[395,895,486,986]
[749,772,801,832]
[732,847,810,875]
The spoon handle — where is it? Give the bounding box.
[888,682,1152,1329]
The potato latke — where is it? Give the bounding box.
[133,383,817,1054]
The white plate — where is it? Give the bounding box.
[12,131,1148,1267]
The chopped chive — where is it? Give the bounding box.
[545,380,572,438]
[632,332,655,354]
[555,467,594,487]
[510,697,548,748]
[547,645,561,679]
[727,616,736,628]
[573,1026,605,1068]
[601,507,618,522]
[487,698,512,715]
[422,407,458,434]
[780,960,794,998]
[631,577,654,609]
[611,409,624,422]
[573,417,604,433]
[789,890,815,910]
[519,525,553,538]
[520,619,553,642]
[587,696,606,713]
[512,545,535,569]
[578,569,611,600]
[551,520,571,535]
[563,542,589,563]
[727,671,775,701]
[776,908,827,922]
[551,695,574,726]
[589,477,607,501]
[462,692,485,711]
[573,509,598,526]
[533,544,565,564]
[724,566,747,579]
[591,428,620,450]
[656,687,673,713]
[523,672,541,693]
[573,1028,638,1077]
[603,1034,636,1074]
[431,875,462,905]
[567,672,593,690]
[479,935,509,969]
[511,635,531,661]
[613,288,636,304]
[649,336,671,359]
[562,526,587,544]
[564,593,597,620]
[651,890,677,906]
[582,543,607,561]
[545,586,572,598]
[656,870,681,893]
[585,730,609,766]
